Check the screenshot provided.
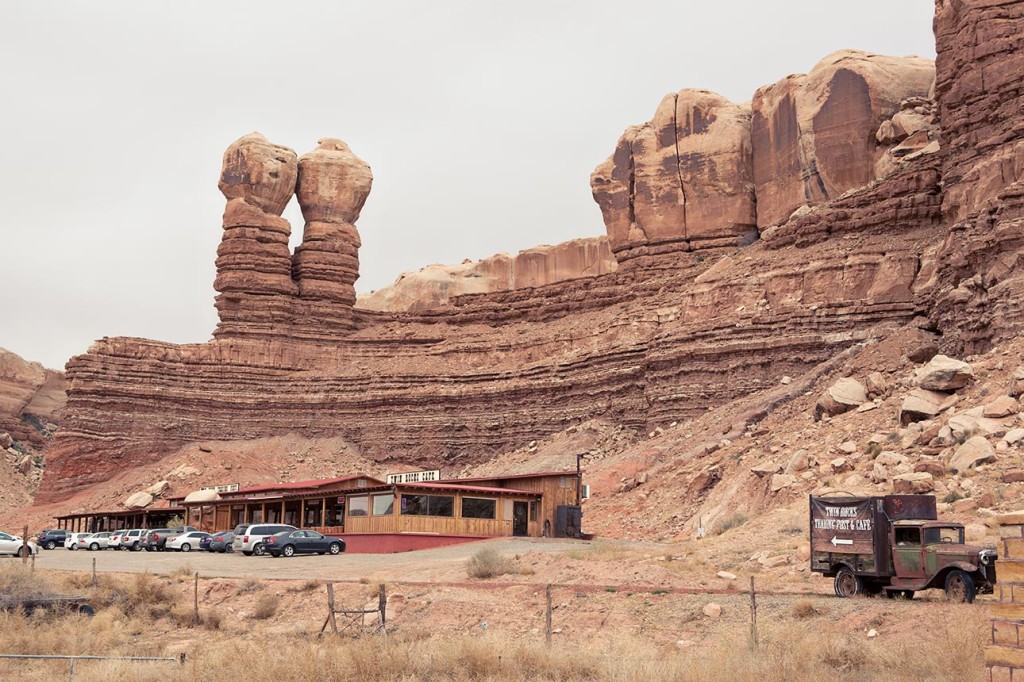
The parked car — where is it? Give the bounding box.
[119,529,146,551]
[207,531,234,553]
[64,533,93,550]
[165,531,211,552]
[142,527,198,551]
[108,530,123,549]
[36,529,68,550]
[86,532,114,550]
[232,524,296,556]
[264,530,345,557]
[0,532,38,557]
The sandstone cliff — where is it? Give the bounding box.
[357,237,617,312]
[0,348,65,448]
[35,0,1024,507]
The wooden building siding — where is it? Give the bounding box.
[463,474,579,536]
[343,489,541,537]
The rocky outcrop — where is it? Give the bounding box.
[751,50,935,229]
[0,348,65,450]
[357,238,617,312]
[35,2,1024,503]
[591,89,756,264]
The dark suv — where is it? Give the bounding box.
[142,527,198,551]
[36,529,69,550]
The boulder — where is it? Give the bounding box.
[1003,471,1024,484]
[876,451,909,467]
[716,571,737,581]
[914,460,946,477]
[869,461,890,484]
[815,378,868,420]
[844,474,865,487]
[796,542,812,561]
[145,480,170,497]
[830,457,851,473]
[983,396,1019,418]
[837,441,858,455]
[864,372,889,398]
[770,474,797,492]
[123,492,154,509]
[1005,428,1024,445]
[900,388,958,424]
[785,450,810,474]
[914,355,975,392]
[892,472,934,494]
[1010,366,1024,398]
[751,462,782,478]
[183,489,222,504]
[0,432,11,450]
[702,603,723,619]
[16,456,32,475]
[949,436,997,472]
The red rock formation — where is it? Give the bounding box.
[750,50,935,229]
[214,133,299,339]
[357,237,616,312]
[35,0,1024,506]
[292,138,372,333]
[591,90,756,264]
[0,348,65,449]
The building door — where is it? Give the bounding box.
[513,501,529,536]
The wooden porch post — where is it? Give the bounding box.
[321,497,327,529]
[260,502,266,523]
[280,500,286,525]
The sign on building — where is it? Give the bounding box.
[200,483,240,494]
[386,470,441,484]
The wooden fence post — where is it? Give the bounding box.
[92,558,97,587]
[545,584,553,647]
[749,576,758,649]
[327,582,338,634]
[22,525,28,566]
[378,583,387,635]
[193,572,200,627]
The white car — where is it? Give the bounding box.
[85,532,113,550]
[0,532,38,557]
[118,529,146,551]
[108,530,124,549]
[65,533,93,550]
[164,531,211,553]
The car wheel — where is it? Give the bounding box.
[132,542,140,551]
[70,545,77,551]
[945,570,976,603]
[78,604,95,617]
[242,551,252,556]
[89,543,99,551]
[18,546,28,558]
[180,544,191,553]
[253,543,266,557]
[283,545,295,557]
[833,566,862,598]
[328,542,341,555]
[45,541,56,550]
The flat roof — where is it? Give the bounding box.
[55,507,185,520]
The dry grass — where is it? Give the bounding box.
[790,599,820,619]
[287,579,322,593]
[251,593,279,620]
[466,547,517,579]
[235,577,263,594]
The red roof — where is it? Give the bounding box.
[452,471,576,483]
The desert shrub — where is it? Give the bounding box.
[466,547,516,579]
[0,565,56,599]
[166,515,186,529]
[790,599,819,619]
[236,577,263,594]
[288,579,321,593]
[943,489,966,504]
[170,564,195,581]
[866,442,884,458]
[713,513,748,535]
[252,593,280,620]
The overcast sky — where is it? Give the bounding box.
[1,1,937,370]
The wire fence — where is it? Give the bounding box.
[0,653,186,680]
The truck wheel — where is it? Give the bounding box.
[834,567,863,598]
[945,570,976,603]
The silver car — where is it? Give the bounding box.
[232,524,296,556]
[0,532,38,557]
[64,533,93,550]
[118,529,146,551]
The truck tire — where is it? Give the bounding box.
[945,570,976,603]
[834,567,863,598]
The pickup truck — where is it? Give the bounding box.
[809,493,997,602]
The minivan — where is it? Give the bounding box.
[233,524,296,556]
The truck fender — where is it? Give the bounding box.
[930,562,982,588]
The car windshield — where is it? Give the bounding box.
[924,526,964,544]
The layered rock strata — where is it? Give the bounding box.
[0,348,65,449]
[37,0,1024,502]
[357,237,616,312]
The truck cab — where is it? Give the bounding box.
[810,494,997,602]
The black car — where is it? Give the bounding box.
[207,531,234,553]
[264,530,345,557]
[36,529,69,550]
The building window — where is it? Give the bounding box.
[348,495,369,517]
[372,493,395,516]
[529,501,538,522]
[461,497,496,520]
[401,494,454,517]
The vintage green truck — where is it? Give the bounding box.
[809,493,997,602]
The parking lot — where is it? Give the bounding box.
[21,537,593,582]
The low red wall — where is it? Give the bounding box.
[328,533,490,554]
